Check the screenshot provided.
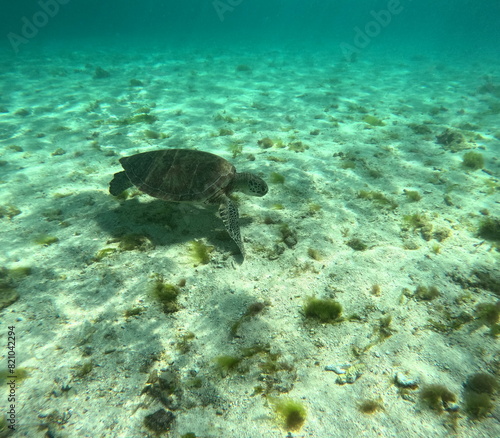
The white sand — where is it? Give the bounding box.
[0,46,499,437]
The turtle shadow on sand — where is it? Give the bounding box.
[95,195,254,256]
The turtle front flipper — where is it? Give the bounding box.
[219,197,245,257]
[109,171,133,196]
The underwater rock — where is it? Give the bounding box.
[279,224,297,249]
[14,108,30,116]
[93,66,110,79]
[325,363,352,374]
[436,128,470,152]
[51,148,66,156]
[333,363,365,384]
[236,64,252,72]
[129,78,144,86]
[288,141,309,152]
[477,80,500,97]
[258,137,274,148]
[143,409,175,433]
[408,123,432,135]
[395,371,419,388]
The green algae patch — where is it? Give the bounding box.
[119,113,158,125]
[269,397,307,432]
[7,267,32,280]
[188,240,213,265]
[34,234,59,246]
[92,247,117,262]
[149,274,180,314]
[228,142,243,158]
[478,217,500,242]
[346,238,368,251]
[462,151,484,170]
[214,355,242,375]
[363,115,386,126]
[0,286,19,310]
[0,204,21,219]
[0,266,31,310]
[270,172,285,184]
[0,367,28,384]
[420,384,457,413]
[357,190,398,209]
[303,297,343,323]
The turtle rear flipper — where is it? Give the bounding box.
[109,171,133,196]
[219,198,245,257]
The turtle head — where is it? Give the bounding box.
[235,172,268,197]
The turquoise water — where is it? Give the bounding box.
[1,2,500,438]
[2,1,500,55]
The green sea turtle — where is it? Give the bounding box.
[109,149,268,257]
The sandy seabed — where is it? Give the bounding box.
[0,44,499,437]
